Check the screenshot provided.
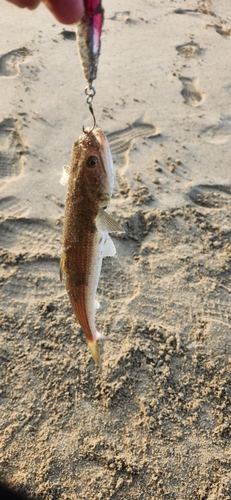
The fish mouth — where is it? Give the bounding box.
[93,128,112,164]
[92,128,105,148]
[93,128,114,194]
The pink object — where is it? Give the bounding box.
[7,0,85,24]
[43,0,84,24]
[77,0,104,83]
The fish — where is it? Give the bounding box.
[60,127,123,366]
[76,0,104,84]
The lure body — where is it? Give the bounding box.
[60,128,122,365]
[76,0,104,83]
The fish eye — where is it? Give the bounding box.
[86,155,99,168]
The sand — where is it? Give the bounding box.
[0,0,231,498]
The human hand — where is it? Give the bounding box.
[6,0,84,24]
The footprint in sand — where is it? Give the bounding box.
[109,11,136,24]
[174,6,215,16]
[188,184,231,209]
[0,217,59,255]
[201,117,231,144]
[214,24,231,37]
[0,47,30,77]
[176,42,203,58]
[0,196,30,217]
[107,119,159,157]
[0,118,26,179]
[179,77,204,107]
[108,120,158,204]
[0,217,61,308]
[1,258,60,309]
[0,213,63,316]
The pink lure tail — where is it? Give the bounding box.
[77,0,104,84]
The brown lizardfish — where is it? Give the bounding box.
[60,127,123,366]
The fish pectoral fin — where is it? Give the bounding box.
[87,341,101,366]
[96,208,124,233]
[103,235,116,257]
[59,252,66,282]
[60,165,70,186]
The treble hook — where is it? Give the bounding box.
[83,84,97,133]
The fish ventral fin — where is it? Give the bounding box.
[60,165,70,186]
[87,341,101,366]
[96,208,124,233]
[95,331,114,342]
[95,299,100,310]
[103,235,116,257]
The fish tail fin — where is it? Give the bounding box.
[87,341,101,366]
[87,333,116,366]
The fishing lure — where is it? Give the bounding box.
[76,0,104,125]
[76,0,104,85]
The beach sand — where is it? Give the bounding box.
[0,0,231,498]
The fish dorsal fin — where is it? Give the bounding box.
[96,208,124,233]
[60,165,70,186]
[103,235,116,257]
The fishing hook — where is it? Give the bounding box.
[83,84,97,133]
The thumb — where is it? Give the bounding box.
[42,0,84,24]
